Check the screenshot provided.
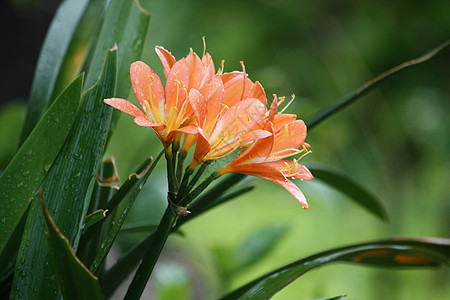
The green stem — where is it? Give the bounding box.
[178,171,221,207]
[177,166,194,201]
[123,206,177,300]
[165,149,178,196]
[176,149,187,182]
[188,161,213,191]
[305,40,450,130]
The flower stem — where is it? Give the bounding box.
[176,148,187,183]
[165,147,178,197]
[123,206,176,300]
[178,171,221,207]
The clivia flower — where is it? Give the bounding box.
[216,98,313,208]
[104,46,215,146]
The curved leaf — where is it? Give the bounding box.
[220,238,450,300]
[90,151,164,274]
[11,47,117,299]
[308,164,388,221]
[19,0,90,145]
[0,74,83,256]
[305,40,450,130]
[39,191,102,300]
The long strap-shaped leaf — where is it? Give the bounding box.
[220,238,450,300]
[307,164,388,221]
[39,190,102,300]
[18,0,90,145]
[90,149,165,275]
[305,40,449,130]
[0,74,83,256]
[10,48,117,300]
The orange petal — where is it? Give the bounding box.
[188,89,207,124]
[268,178,309,209]
[165,58,189,112]
[240,129,272,146]
[219,161,286,181]
[155,46,177,78]
[186,51,209,90]
[246,81,267,107]
[201,52,215,81]
[269,160,314,181]
[104,98,145,118]
[133,116,164,128]
[221,71,253,107]
[271,120,307,155]
[272,113,297,128]
[232,126,274,165]
[193,128,211,164]
[130,61,165,123]
[201,76,224,130]
[209,98,266,145]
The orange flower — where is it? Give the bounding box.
[104,46,215,146]
[179,63,271,168]
[216,99,313,208]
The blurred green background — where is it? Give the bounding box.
[1,0,449,299]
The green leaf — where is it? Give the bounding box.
[90,150,165,275]
[83,209,107,229]
[77,157,120,268]
[120,221,159,234]
[0,74,83,256]
[18,0,90,145]
[84,0,150,139]
[234,225,289,272]
[305,40,450,130]
[11,47,117,299]
[99,177,254,297]
[39,190,102,300]
[52,0,107,99]
[308,165,388,221]
[220,238,450,300]
[84,0,150,96]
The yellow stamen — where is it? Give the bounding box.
[218,60,225,75]
[143,100,151,114]
[280,94,296,114]
[284,123,289,138]
[302,144,308,153]
[202,36,206,58]
[283,161,292,175]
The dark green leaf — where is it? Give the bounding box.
[18,0,90,145]
[234,225,289,272]
[120,221,159,234]
[220,238,450,300]
[83,210,107,229]
[99,177,254,297]
[77,157,120,268]
[305,40,450,130]
[0,74,83,255]
[308,165,388,221]
[11,48,117,299]
[84,0,150,96]
[39,190,102,300]
[52,0,107,99]
[90,150,165,275]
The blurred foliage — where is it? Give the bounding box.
[1,0,449,299]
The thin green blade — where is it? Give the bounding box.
[220,238,449,300]
[11,48,117,299]
[308,165,388,221]
[39,191,102,300]
[18,0,89,145]
[0,74,83,255]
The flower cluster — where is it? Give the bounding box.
[104,45,313,208]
